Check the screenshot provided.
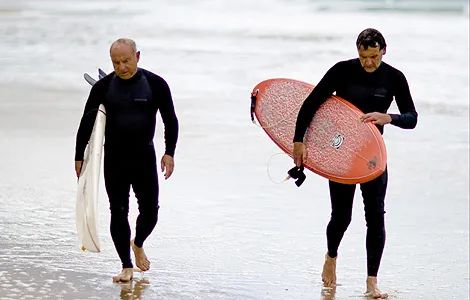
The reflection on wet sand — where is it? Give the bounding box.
[119,278,150,300]
[321,285,337,300]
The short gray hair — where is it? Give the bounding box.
[110,38,137,54]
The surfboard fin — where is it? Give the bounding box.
[84,73,97,86]
[98,68,107,79]
[84,68,107,86]
[287,165,306,187]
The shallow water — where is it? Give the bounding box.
[0,0,469,299]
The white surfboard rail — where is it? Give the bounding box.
[76,104,106,253]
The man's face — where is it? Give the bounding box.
[358,45,385,73]
[110,43,140,80]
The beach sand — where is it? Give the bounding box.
[0,78,468,300]
[0,0,468,299]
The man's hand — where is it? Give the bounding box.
[161,154,175,180]
[75,161,83,178]
[360,112,392,126]
[293,142,306,167]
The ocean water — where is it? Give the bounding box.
[0,0,468,299]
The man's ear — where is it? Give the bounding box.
[136,51,141,62]
[382,47,386,55]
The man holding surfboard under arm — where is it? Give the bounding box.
[293,28,417,298]
[75,38,179,282]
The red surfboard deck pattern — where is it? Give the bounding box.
[252,78,387,184]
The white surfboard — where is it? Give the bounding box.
[76,104,106,252]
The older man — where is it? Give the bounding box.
[75,38,179,282]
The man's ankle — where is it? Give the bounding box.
[326,252,337,259]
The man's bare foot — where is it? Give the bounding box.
[112,268,134,283]
[131,240,150,271]
[365,276,388,299]
[321,253,337,287]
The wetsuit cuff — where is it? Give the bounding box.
[293,129,306,143]
[164,150,175,157]
[75,152,84,161]
[389,113,400,125]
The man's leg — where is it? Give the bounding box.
[131,147,159,271]
[323,181,356,286]
[360,169,388,298]
[104,154,134,281]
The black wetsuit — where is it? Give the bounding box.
[294,58,417,276]
[75,68,178,269]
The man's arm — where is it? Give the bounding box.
[156,78,179,179]
[74,83,104,176]
[293,63,340,166]
[389,70,418,129]
[158,79,179,158]
[293,63,341,142]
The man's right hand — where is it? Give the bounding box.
[293,142,306,167]
[75,161,83,178]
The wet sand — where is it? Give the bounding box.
[0,2,469,299]
[0,82,468,299]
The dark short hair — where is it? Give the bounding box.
[356,28,386,50]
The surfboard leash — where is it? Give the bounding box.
[253,91,307,187]
[266,153,306,187]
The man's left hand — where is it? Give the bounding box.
[360,112,392,126]
[161,154,175,180]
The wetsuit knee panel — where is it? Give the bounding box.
[109,203,130,217]
[364,211,385,229]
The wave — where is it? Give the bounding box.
[309,0,469,14]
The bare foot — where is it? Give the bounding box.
[131,240,150,271]
[365,276,388,299]
[321,253,337,287]
[112,268,134,283]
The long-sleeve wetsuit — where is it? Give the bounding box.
[294,58,417,276]
[75,68,179,269]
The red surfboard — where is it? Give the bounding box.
[251,78,387,184]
